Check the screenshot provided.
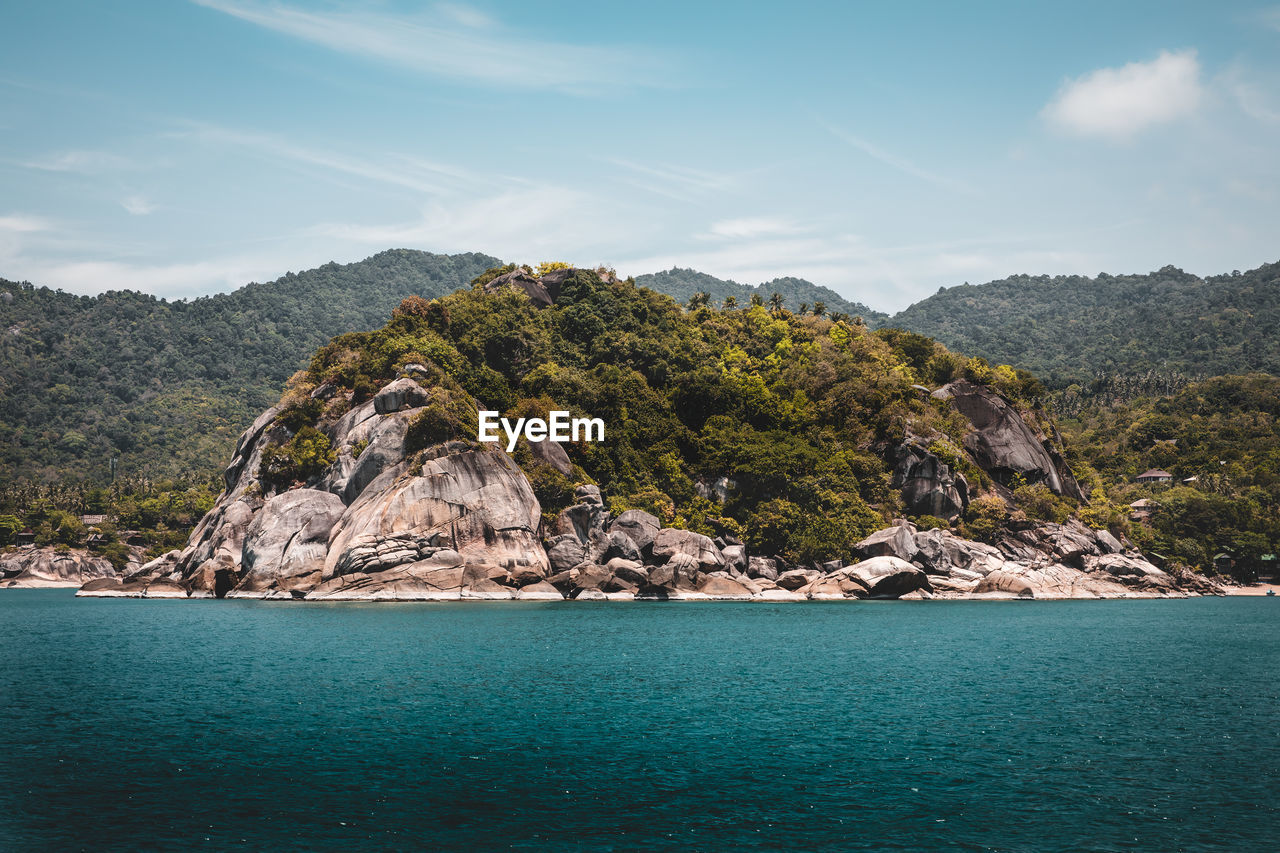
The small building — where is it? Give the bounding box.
[1214,552,1235,573]
[15,528,36,547]
[1136,468,1173,484]
[1129,498,1157,521]
[80,514,108,526]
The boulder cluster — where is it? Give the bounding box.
[1,546,145,589]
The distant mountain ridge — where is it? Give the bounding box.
[0,249,500,483]
[887,261,1280,387]
[634,267,887,323]
[3,249,1278,487]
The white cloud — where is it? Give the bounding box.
[309,185,626,261]
[19,258,273,297]
[702,217,804,240]
[434,3,494,29]
[603,158,740,202]
[619,231,1101,313]
[20,150,134,173]
[1221,65,1280,125]
[121,196,156,216]
[1043,50,1203,141]
[191,0,666,93]
[169,123,466,195]
[0,214,52,233]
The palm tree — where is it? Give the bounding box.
[768,292,784,314]
[750,294,764,308]
[798,302,809,316]
[812,301,826,317]
[687,291,710,310]
[723,295,737,310]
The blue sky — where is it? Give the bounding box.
[2,1,1278,310]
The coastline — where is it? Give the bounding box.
[1223,582,1278,596]
[0,585,1214,601]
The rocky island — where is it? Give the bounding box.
[71,266,1221,602]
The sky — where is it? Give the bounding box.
[2,1,1278,311]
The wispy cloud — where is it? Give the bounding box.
[168,123,473,196]
[434,2,495,29]
[701,217,805,240]
[1042,49,1203,141]
[821,123,976,195]
[20,149,135,173]
[309,184,626,261]
[120,196,157,216]
[0,214,52,233]
[1220,64,1280,125]
[605,158,739,201]
[619,227,1117,312]
[12,256,294,299]
[191,0,668,94]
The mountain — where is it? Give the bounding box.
[0,250,500,483]
[0,252,885,486]
[888,261,1280,388]
[5,247,1279,495]
[79,266,1211,601]
[634,267,887,323]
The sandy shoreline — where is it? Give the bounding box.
[1223,583,1279,596]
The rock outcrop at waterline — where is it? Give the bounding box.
[1,546,143,588]
[76,370,1219,602]
[79,379,548,600]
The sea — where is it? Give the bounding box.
[1,591,1276,852]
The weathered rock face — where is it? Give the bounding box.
[323,407,416,504]
[838,556,931,599]
[609,510,661,557]
[483,267,613,310]
[238,489,346,594]
[932,380,1085,500]
[855,522,919,562]
[525,435,573,476]
[650,528,724,572]
[919,521,1206,599]
[80,375,551,601]
[892,443,968,519]
[484,268,555,308]
[324,443,545,582]
[1,546,134,588]
[912,528,1005,580]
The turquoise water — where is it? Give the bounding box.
[1,592,1277,851]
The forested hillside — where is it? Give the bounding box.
[635,267,886,323]
[0,250,499,483]
[271,266,1044,565]
[889,261,1280,387]
[1058,374,1280,575]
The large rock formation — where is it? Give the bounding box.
[891,442,968,519]
[1,546,140,588]
[932,380,1085,500]
[80,376,549,601]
